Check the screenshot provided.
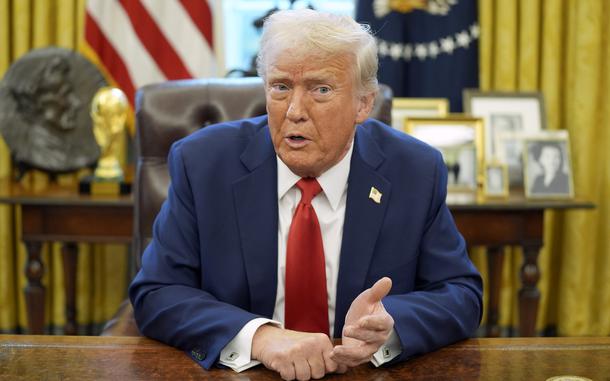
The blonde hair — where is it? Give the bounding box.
[256,9,378,95]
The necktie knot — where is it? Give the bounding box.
[296,178,322,205]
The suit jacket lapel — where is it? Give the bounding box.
[334,125,391,336]
[233,125,278,318]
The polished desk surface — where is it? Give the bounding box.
[1,335,609,380]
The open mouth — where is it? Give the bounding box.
[285,134,310,147]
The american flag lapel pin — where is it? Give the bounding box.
[369,186,382,204]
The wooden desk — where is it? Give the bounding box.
[1,335,608,380]
[0,181,593,337]
[0,181,133,335]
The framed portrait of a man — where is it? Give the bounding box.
[405,115,484,191]
[523,135,574,199]
[463,91,546,188]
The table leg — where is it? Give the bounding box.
[519,244,541,336]
[486,246,504,337]
[24,241,45,334]
[62,242,78,335]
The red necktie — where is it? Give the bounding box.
[284,178,330,335]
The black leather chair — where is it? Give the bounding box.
[101,77,393,336]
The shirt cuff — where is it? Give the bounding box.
[219,317,281,372]
[371,328,402,367]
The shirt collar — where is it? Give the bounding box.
[277,140,353,211]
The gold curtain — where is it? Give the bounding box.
[476,0,610,335]
[0,0,128,333]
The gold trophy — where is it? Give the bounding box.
[80,86,130,195]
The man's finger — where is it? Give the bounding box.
[354,314,394,332]
[343,327,384,343]
[332,344,375,361]
[343,324,389,343]
[308,356,326,379]
[322,350,339,373]
[293,357,310,381]
[279,363,296,381]
[335,363,349,374]
[331,344,374,367]
[366,277,392,304]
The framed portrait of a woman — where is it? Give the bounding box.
[523,134,574,199]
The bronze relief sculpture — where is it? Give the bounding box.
[0,47,107,177]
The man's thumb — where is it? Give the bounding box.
[367,277,392,303]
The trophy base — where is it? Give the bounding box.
[79,176,131,196]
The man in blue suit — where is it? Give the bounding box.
[129,8,482,381]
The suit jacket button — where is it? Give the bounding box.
[191,348,206,361]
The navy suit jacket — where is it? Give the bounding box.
[129,116,482,369]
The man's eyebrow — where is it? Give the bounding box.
[303,72,337,83]
[266,68,338,84]
[266,71,291,81]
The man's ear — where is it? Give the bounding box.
[355,91,376,124]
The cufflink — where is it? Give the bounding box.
[225,352,240,362]
[382,347,391,359]
[369,187,382,204]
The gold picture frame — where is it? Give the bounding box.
[523,134,574,199]
[483,162,509,198]
[405,115,485,191]
[391,98,449,132]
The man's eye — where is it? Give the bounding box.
[316,86,331,94]
[273,84,289,91]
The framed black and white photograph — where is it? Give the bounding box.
[483,162,509,198]
[392,98,449,132]
[463,90,546,187]
[523,134,574,199]
[495,130,527,186]
[406,115,484,191]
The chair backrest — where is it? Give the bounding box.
[133,77,393,264]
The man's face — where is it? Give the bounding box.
[264,50,374,178]
[539,145,561,175]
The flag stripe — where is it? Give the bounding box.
[179,0,214,48]
[86,0,165,89]
[118,0,191,79]
[84,0,215,109]
[141,0,215,78]
[85,12,136,105]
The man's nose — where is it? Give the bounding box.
[286,89,307,122]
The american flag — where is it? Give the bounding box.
[83,0,216,108]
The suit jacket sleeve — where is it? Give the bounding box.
[383,149,483,363]
[128,140,259,370]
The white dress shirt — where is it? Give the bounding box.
[219,142,401,371]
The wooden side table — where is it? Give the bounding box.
[0,180,133,334]
[447,192,594,336]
